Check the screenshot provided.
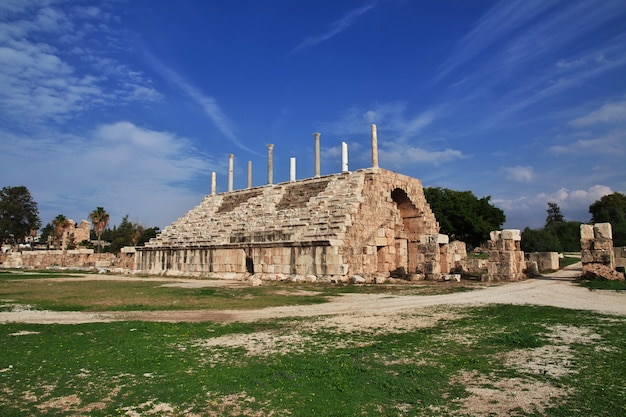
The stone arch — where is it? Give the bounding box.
[391,188,424,274]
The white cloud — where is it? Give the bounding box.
[0,123,220,229]
[0,3,159,125]
[502,165,535,182]
[570,98,626,126]
[494,184,614,228]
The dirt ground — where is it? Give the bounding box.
[1,262,625,324]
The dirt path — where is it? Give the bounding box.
[1,263,625,324]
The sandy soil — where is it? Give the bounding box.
[1,262,624,324]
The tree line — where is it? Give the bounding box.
[520,193,626,252]
[0,186,158,253]
[2,185,625,253]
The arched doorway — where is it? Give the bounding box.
[391,188,423,274]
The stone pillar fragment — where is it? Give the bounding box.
[228,154,234,192]
[314,132,321,178]
[247,161,252,189]
[341,142,348,173]
[290,157,296,182]
[211,172,216,196]
[371,124,379,169]
[267,144,274,185]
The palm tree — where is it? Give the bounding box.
[52,214,72,250]
[89,207,109,253]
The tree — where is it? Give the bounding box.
[52,214,72,250]
[521,202,582,252]
[545,202,564,227]
[89,206,109,253]
[0,186,41,246]
[589,192,626,246]
[424,187,506,248]
[99,215,160,253]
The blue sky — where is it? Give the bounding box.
[1,0,625,232]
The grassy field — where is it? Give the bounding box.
[0,269,477,312]
[1,270,625,416]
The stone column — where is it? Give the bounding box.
[228,154,234,192]
[341,141,348,173]
[211,172,216,195]
[314,132,321,178]
[247,161,252,189]
[371,124,379,169]
[290,157,296,182]
[267,144,274,185]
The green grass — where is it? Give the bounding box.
[0,272,481,312]
[579,279,626,291]
[1,305,624,416]
[559,256,580,269]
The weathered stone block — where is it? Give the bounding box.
[501,229,521,241]
[594,223,612,239]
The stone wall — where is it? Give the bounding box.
[0,249,118,269]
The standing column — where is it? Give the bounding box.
[267,144,274,185]
[247,161,252,189]
[228,154,234,192]
[341,142,348,173]
[211,172,216,195]
[290,157,296,182]
[371,124,379,169]
[314,132,321,178]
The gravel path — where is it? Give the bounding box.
[1,263,625,324]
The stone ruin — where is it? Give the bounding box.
[484,229,526,281]
[580,223,625,281]
[134,125,468,282]
[527,252,560,272]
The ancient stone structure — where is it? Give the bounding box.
[135,168,441,281]
[484,229,526,281]
[581,223,614,269]
[580,223,624,280]
[527,252,559,272]
[131,124,477,282]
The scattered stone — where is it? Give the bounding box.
[351,275,366,284]
[582,264,625,281]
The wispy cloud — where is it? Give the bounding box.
[432,0,626,132]
[570,98,626,126]
[291,1,378,54]
[434,0,559,84]
[144,54,260,155]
